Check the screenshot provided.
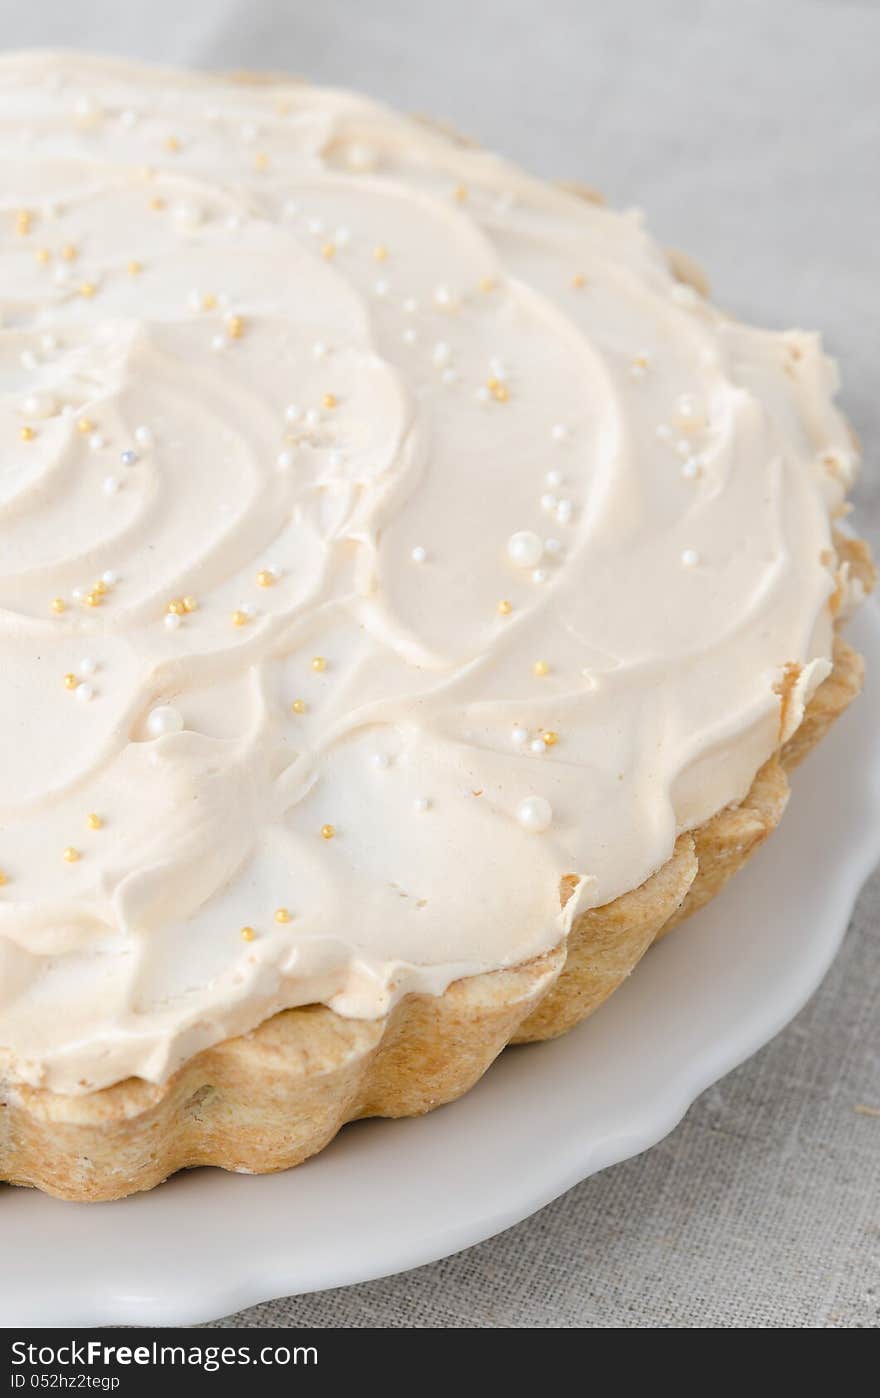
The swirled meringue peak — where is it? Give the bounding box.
[0,52,860,1093]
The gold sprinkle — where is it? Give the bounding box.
[85,591,103,607]
[533,660,550,677]
[76,417,94,434]
[63,672,78,690]
[86,813,102,831]
[164,135,181,153]
[148,196,165,212]
[254,151,270,171]
[497,599,513,615]
[231,609,250,627]
[19,425,36,442]
[320,823,336,840]
[322,393,337,409]
[274,907,292,924]
[201,292,217,311]
[63,846,80,863]
[256,570,276,588]
[311,655,327,672]
[373,244,388,261]
[571,273,586,289]
[0,871,7,887]
[127,259,143,276]
[226,314,245,339]
[182,595,198,613]
[166,598,187,616]
[51,597,66,615]
[487,378,509,403]
[15,209,32,235]
[479,276,495,293]
[291,698,307,715]
[240,925,257,942]
[60,243,78,262]
[322,242,337,260]
[34,247,51,265]
[453,184,468,203]
[92,579,108,597]
[541,731,559,747]
[78,281,96,298]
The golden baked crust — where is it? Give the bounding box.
[0,626,866,1200]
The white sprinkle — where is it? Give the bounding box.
[187,289,203,311]
[675,439,692,459]
[285,405,301,423]
[120,449,138,467]
[656,423,673,442]
[312,340,328,359]
[674,394,705,432]
[550,424,568,443]
[402,328,417,345]
[413,797,430,814]
[511,725,529,746]
[89,432,106,451]
[556,499,574,525]
[371,752,390,770]
[532,568,548,584]
[225,215,241,232]
[540,493,558,514]
[53,265,70,286]
[530,738,547,754]
[101,570,118,586]
[240,121,259,143]
[402,297,418,314]
[441,368,459,385]
[20,392,56,419]
[102,476,120,495]
[307,216,324,236]
[474,385,491,404]
[79,657,98,675]
[411,545,427,563]
[119,108,138,128]
[164,612,182,630]
[681,548,700,569]
[304,408,321,428]
[174,201,202,229]
[546,470,563,488]
[211,334,226,351]
[544,537,562,557]
[373,279,390,298]
[507,531,544,569]
[434,285,457,309]
[134,425,154,449]
[432,341,451,367]
[516,795,553,833]
[681,457,702,480]
[277,450,295,471]
[282,199,300,219]
[334,226,351,246]
[72,589,83,602]
[75,682,94,703]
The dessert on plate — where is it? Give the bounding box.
[0,52,872,1200]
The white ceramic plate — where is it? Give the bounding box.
[3,604,879,1329]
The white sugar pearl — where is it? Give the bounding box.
[134,425,154,449]
[544,538,562,557]
[79,657,98,675]
[507,531,544,569]
[432,341,451,366]
[89,432,106,451]
[532,568,548,584]
[103,476,120,495]
[413,796,430,814]
[402,328,417,345]
[334,226,351,246]
[434,285,455,308]
[304,408,320,428]
[147,705,184,738]
[20,392,56,419]
[517,795,553,833]
[312,341,328,358]
[277,450,294,470]
[411,546,427,563]
[101,570,117,586]
[540,493,557,513]
[240,122,259,143]
[681,457,702,480]
[475,385,490,403]
[72,589,84,602]
[211,334,226,351]
[546,470,563,488]
[550,424,568,442]
[441,368,458,385]
[75,682,94,703]
[187,289,202,311]
[374,279,390,298]
[119,108,138,128]
[307,216,324,235]
[556,499,574,525]
[164,612,182,631]
[284,404,301,423]
[681,548,700,569]
[530,738,547,754]
[674,394,706,432]
[371,753,390,769]
[120,449,138,467]
[511,725,529,746]
[174,200,202,228]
